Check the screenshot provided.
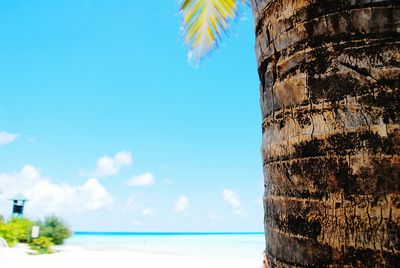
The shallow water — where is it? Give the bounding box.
[66,232,265,261]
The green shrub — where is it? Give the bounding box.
[8,217,35,243]
[38,215,71,245]
[30,236,54,254]
[0,217,35,246]
[0,215,71,248]
[0,224,18,246]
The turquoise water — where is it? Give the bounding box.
[66,232,265,260]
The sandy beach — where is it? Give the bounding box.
[0,244,263,268]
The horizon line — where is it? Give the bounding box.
[73,231,264,235]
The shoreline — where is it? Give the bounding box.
[73,231,265,236]
[0,244,263,268]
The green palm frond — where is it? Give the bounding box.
[180,0,247,62]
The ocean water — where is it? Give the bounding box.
[66,232,265,261]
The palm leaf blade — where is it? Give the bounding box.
[180,0,243,62]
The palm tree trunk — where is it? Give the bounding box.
[252,0,400,266]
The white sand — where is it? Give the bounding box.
[0,244,263,268]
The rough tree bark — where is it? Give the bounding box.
[251,0,400,266]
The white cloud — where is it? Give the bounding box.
[79,151,132,178]
[173,196,189,213]
[126,172,155,186]
[141,208,155,217]
[78,178,113,210]
[0,165,113,217]
[222,189,244,216]
[0,132,18,145]
[93,151,132,177]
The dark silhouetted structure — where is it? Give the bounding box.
[11,193,28,217]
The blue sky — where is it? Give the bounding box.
[0,1,262,232]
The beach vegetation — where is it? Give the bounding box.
[38,215,72,245]
[0,224,18,246]
[0,217,35,246]
[8,217,35,243]
[30,236,54,254]
[0,214,71,253]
